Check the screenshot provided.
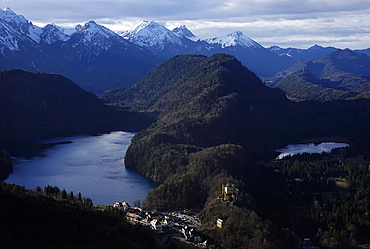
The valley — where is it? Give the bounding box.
[100,53,370,248]
[2,6,370,249]
[2,52,370,248]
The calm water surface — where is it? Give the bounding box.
[5,131,157,206]
[276,142,349,159]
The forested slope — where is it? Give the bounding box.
[0,69,156,145]
[0,182,171,249]
[101,53,370,207]
[101,53,370,248]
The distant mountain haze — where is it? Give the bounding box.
[269,49,370,102]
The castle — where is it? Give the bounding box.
[221,183,239,206]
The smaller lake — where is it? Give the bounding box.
[276,142,349,159]
[5,131,158,206]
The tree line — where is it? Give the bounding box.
[245,149,370,248]
[0,181,170,249]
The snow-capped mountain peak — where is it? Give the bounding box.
[40,23,69,45]
[206,31,262,49]
[65,20,128,57]
[0,7,43,51]
[308,44,324,51]
[268,45,283,52]
[172,25,199,42]
[77,21,110,36]
[75,20,120,43]
[3,7,16,16]
[1,7,27,25]
[120,20,184,51]
[120,20,156,39]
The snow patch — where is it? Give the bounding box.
[206,31,262,49]
[172,25,199,42]
[28,24,43,43]
[120,20,184,49]
[41,23,69,44]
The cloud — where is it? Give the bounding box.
[2,0,370,49]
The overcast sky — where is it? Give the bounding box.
[3,0,370,49]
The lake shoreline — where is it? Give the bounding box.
[4,131,157,206]
[275,141,350,159]
[299,136,348,144]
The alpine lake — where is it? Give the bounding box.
[5,131,158,206]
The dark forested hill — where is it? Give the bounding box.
[101,54,370,208]
[101,54,310,248]
[102,54,302,152]
[100,55,209,111]
[100,53,370,248]
[274,69,356,102]
[0,69,155,145]
[0,182,169,249]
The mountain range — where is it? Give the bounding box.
[6,7,370,94]
[267,44,337,62]
[119,21,294,77]
[0,8,160,93]
[268,48,370,102]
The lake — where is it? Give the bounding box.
[275,142,349,159]
[5,131,158,206]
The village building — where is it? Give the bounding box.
[163,218,175,227]
[126,212,142,222]
[150,219,163,230]
[133,207,142,212]
[113,202,130,211]
[216,218,223,228]
[181,226,201,242]
[139,217,151,227]
[221,183,239,206]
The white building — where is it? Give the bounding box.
[113,202,130,211]
[163,219,174,227]
[150,219,163,230]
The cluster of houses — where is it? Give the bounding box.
[113,202,166,230]
[181,226,201,243]
[114,202,180,230]
[113,201,208,246]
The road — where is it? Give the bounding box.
[183,214,201,226]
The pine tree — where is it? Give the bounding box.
[61,188,67,199]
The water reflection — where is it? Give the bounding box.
[276,142,349,159]
[5,131,157,206]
